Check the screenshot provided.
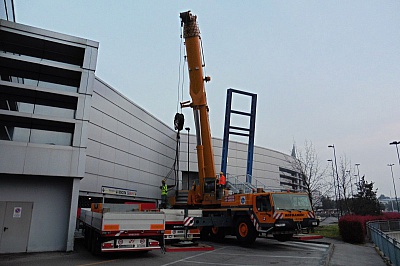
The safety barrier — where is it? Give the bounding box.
[367,220,400,266]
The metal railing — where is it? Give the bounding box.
[367,220,400,266]
[226,174,275,194]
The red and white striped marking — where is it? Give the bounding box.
[184,217,194,226]
[273,212,284,220]
[250,214,261,231]
[308,212,315,218]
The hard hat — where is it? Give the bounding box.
[220,171,223,174]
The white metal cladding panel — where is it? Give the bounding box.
[0,176,73,252]
[99,143,116,163]
[102,212,165,231]
[98,159,115,178]
[85,79,177,199]
[114,164,128,180]
[80,173,98,192]
[85,156,99,175]
[115,149,129,166]
[100,128,117,149]
[87,138,101,157]
[113,178,128,190]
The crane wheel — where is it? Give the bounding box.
[235,217,257,245]
[209,226,225,242]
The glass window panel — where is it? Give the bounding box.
[0,2,7,20]
[11,127,30,142]
[17,102,34,113]
[30,129,72,146]
[37,80,78,93]
[34,105,75,119]
[5,76,78,93]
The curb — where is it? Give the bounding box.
[321,243,335,266]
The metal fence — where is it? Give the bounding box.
[367,220,400,266]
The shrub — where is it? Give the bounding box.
[339,212,400,244]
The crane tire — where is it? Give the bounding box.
[235,216,257,245]
[209,226,226,242]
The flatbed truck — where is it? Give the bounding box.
[80,203,165,254]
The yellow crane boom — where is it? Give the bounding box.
[180,11,217,205]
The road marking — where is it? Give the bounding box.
[280,241,329,252]
[212,252,321,259]
[161,246,229,266]
[77,260,118,266]
[185,260,260,266]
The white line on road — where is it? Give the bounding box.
[160,246,229,266]
[211,252,321,259]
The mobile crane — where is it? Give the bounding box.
[175,11,318,244]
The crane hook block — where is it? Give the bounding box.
[174,113,185,131]
[204,76,211,82]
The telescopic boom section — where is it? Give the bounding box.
[180,11,216,202]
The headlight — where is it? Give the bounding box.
[275,223,286,227]
[312,221,318,226]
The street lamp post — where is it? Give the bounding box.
[388,163,399,212]
[328,144,343,216]
[389,141,400,167]
[185,127,190,190]
[328,159,339,220]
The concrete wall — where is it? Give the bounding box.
[0,176,73,252]
[0,19,98,252]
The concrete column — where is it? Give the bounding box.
[66,178,81,251]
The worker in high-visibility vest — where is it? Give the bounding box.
[160,179,174,208]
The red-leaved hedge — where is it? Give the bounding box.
[339,212,400,243]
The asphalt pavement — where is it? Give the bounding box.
[0,217,389,266]
[319,217,388,266]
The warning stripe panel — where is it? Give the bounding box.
[183,217,194,226]
[273,212,283,220]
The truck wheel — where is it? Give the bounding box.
[83,226,88,248]
[235,217,257,245]
[273,234,293,242]
[90,232,101,255]
[87,228,93,251]
[209,226,225,242]
[200,226,210,240]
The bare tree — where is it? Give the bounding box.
[287,140,328,209]
[338,155,352,213]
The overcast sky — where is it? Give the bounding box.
[14,1,400,197]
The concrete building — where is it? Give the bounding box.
[0,2,304,253]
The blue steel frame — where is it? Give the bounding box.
[221,88,257,183]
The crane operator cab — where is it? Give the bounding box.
[256,195,272,212]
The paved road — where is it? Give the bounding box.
[0,237,330,266]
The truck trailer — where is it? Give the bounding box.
[80,203,165,254]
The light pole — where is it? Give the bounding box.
[389,141,400,167]
[328,159,339,219]
[388,163,399,212]
[185,127,190,190]
[328,144,342,216]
